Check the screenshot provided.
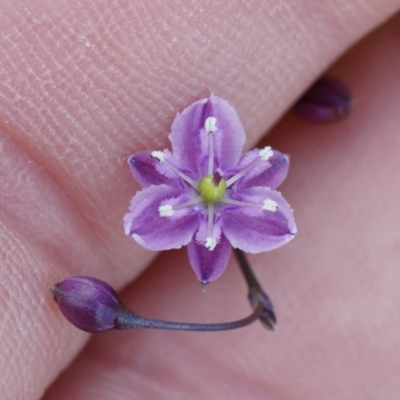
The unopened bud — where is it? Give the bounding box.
[292,76,352,123]
[50,276,122,333]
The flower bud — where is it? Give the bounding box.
[249,289,277,331]
[292,76,352,123]
[51,276,122,333]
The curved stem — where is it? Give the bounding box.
[234,248,262,290]
[234,248,277,330]
[115,302,263,332]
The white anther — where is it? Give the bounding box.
[151,151,165,162]
[159,204,174,217]
[259,146,274,161]
[205,237,217,251]
[205,117,217,133]
[262,199,278,212]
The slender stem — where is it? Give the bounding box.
[115,302,263,332]
[234,248,277,330]
[114,252,270,332]
[234,248,262,291]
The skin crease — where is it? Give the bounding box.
[1,0,400,399]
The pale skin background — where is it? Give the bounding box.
[1,0,400,399]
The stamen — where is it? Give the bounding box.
[262,199,278,212]
[151,151,197,189]
[226,159,260,187]
[159,197,203,217]
[221,198,261,208]
[207,125,215,175]
[205,204,215,251]
[203,116,217,174]
[159,205,174,217]
[222,197,278,212]
[167,163,198,188]
[205,117,217,133]
[172,196,203,210]
[151,151,165,162]
[225,147,274,187]
[259,146,274,161]
[205,237,217,251]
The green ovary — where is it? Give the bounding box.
[198,175,227,204]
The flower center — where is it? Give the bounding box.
[198,173,227,204]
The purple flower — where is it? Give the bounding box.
[124,95,296,284]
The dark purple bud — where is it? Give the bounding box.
[128,151,170,187]
[51,276,123,333]
[292,76,352,123]
[249,289,277,331]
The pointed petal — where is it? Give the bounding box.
[247,151,289,190]
[187,234,232,283]
[169,97,208,175]
[222,187,296,253]
[124,185,199,251]
[169,95,245,174]
[127,151,174,187]
[234,149,290,190]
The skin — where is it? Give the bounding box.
[1,0,400,398]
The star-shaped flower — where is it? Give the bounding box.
[124,95,296,284]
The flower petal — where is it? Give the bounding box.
[222,187,296,253]
[128,151,174,187]
[169,95,245,175]
[124,185,199,251]
[234,149,290,190]
[187,233,232,283]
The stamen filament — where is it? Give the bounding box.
[225,147,274,187]
[172,196,203,210]
[164,160,198,189]
[221,198,262,208]
[207,204,214,237]
[159,197,203,217]
[208,130,215,175]
[221,197,278,212]
[226,157,261,187]
[205,204,217,250]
